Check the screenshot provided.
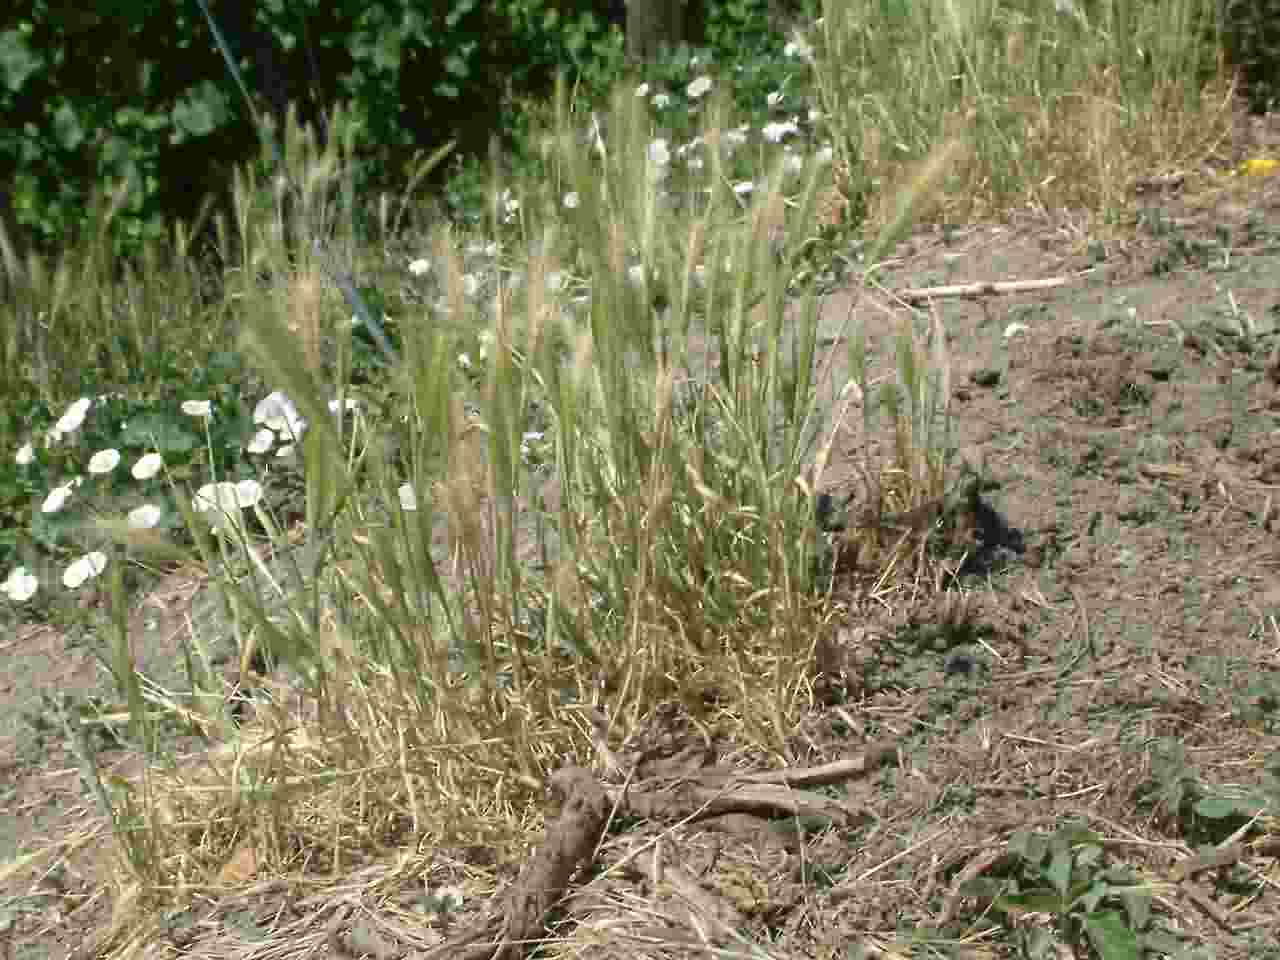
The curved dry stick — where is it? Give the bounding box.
[424,766,610,960]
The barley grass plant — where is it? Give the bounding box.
[101,80,857,908]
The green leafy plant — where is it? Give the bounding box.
[964,822,1155,960]
[1132,736,1280,848]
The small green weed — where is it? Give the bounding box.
[963,822,1156,960]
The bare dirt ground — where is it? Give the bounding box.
[2,111,1279,959]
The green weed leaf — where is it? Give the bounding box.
[1073,878,1108,914]
[1194,795,1250,819]
[120,415,199,454]
[1141,930,1184,954]
[375,28,402,71]
[445,53,470,78]
[1120,888,1151,930]
[1083,909,1141,960]
[995,889,1066,916]
[958,877,1008,899]
[1046,845,1073,896]
[1007,828,1034,861]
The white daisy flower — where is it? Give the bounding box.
[398,483,418,511]
[128,504,163,529]
[132,452,163,479]
[181,399,212,418]
[88,448,121,475]
[762,118,800,143]
[52,397,92,439]
[42,482,75,514]
[253,391,306,440]
[63,551,107,589]
[686,75,712,100]
[1,567,38,603]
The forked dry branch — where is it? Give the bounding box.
[416,743,897,959]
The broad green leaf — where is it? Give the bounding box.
[445,0,477,29]
[1193,795,1246,819]
[1076,843,1104,869]
[375,27,402,71]
[1008,829,1029,860]
[52,102,84,150]
[1023,927,1057,959]
[1074,877,1107,914]
[444,53,469,78]
[1121,888,1151,930]
[101,134,135,169]
[171,81,230,139]
[1056,824,1101,849]
[995,890,1066,915]
[1047,845,1073,896]
[0,29,41,93]
[120,415,199,454]
[1083,910,1140,960]
[1140,930,1183,954]
[958,877,1007,899]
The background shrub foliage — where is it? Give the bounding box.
[0,0,643,258]
[7,0,1272,263]
[2,0,1278,264]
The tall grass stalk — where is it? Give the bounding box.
[0,179,215,412]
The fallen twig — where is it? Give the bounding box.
[895,277,1068,303]
[421,745,896,959]
[423,766,611,960]
[606,777,864,827]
